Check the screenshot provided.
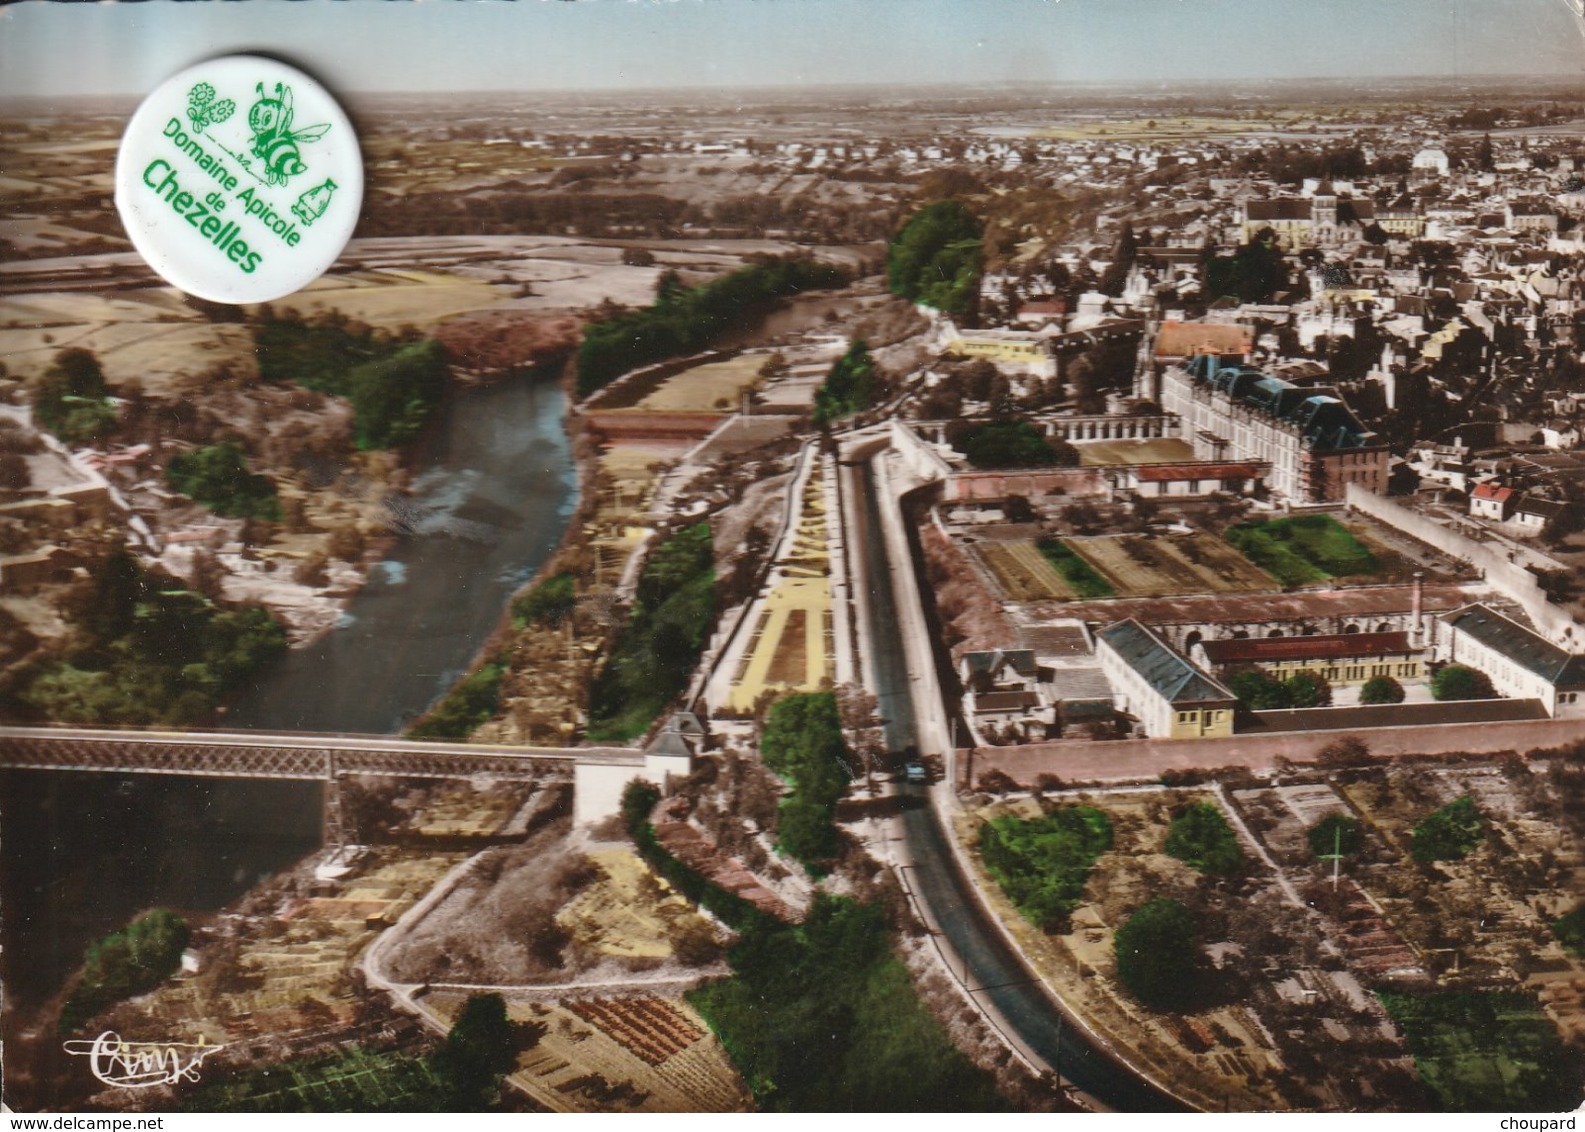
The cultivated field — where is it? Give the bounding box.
[1069,533,1276,598]
[976,540,1078,602]
[421,992,751,1113]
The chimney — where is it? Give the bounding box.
[1410,571,1425,647]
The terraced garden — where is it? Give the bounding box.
[976,540,1078,601]
[978,533,1275,602]
[424,993,750,1113]
[1066,534,1275,598]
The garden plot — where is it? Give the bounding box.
[425,994,751,1113]
[1069,534,1275,598]
[955,789,1321,1111]
[975,540,1078,602]
[632,354,766,413]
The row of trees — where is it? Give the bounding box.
[253,310,449,449]
[576,256,848,396]
[586,522,714,741]
[759,692,853,867]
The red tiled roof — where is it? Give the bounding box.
[1472,483,1514,502]
[1200,631,1416,664]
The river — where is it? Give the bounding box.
[225,370,577,734]
[0,368,577,1014]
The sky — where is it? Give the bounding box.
[2,0,1585,99]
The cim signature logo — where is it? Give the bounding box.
[63,1031,224,1089]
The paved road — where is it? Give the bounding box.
[844,456,1182,1112]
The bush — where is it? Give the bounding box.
[979,807,1113,930]
[1411,795,1484,862]
[512,572,576,629]
[1308,812,1363,859]
[812,339,879,424]
[33,347,117,444]
[166,441,281,520]
[408,660,505,741]
[1431,664,1495,702]
[60,909,189,1033]
[1164,802,1244,874]
[1114,899,1199,1011]
[1553,903,1585,956]
[1360,674,1406,704]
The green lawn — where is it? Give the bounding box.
[1036,538,1115,598]
[1377,990,1581,1111]
[1224,514,1378,586]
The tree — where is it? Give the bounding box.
[34,347,116,444]
[951,418,1072,469]
[1360,674,1406,704]
[1204,227,1287,305]
[1431,664,1495,702]
[1285,669,1332,708]
[166,441,281,520]
[1308,813,1363,859]
[812,339,878,423]
[431,992,516,1109]
[887,199,983,318]
[1228,666,1292,710]
[1164,802,1245,874]
[760,691,852,867]
[1412,795,1485,862]
[1114,899,1199,1011]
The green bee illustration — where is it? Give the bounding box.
[186,82,236,133]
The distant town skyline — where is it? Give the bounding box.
[2,0,1584,102]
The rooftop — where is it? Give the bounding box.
[1097,618,1234,705]
[1200,631,1417,665]
[1181,355,1379,453]
[1443,603,1585,686]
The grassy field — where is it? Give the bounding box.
[1069,534,1276,598]
[977,540,1078,601]
[1378,990,1577,1111]
[1224,515,1379,586]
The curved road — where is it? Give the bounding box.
[845,455,1182,1113]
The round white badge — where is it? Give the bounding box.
[114,56,362,304]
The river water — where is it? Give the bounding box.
[0,370,577,1012]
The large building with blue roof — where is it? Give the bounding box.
[1160,353,1389,502]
